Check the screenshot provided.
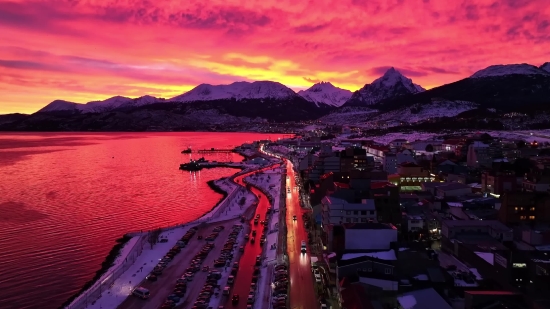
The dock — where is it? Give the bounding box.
[197,148,236,153]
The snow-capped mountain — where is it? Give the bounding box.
[298,82,352,107]
[344,67,425,107]
[38,95,164,113]
[541,62,550,73]
[169,81,297,102]
[38,100,82,113]
[471,64,550,78]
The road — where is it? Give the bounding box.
[117,219,239,309]
[284,159,318,309]
[224,165,277,309]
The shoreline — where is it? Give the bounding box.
[61,167,248,309]
[58,235,132,308]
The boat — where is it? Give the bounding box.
[181,147,192,154]
[179,159,202,171]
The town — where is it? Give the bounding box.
[262,128,550,309]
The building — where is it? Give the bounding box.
[397,162,435,188]
[370,182,402,226]
[321,196,377,226]
[435,183,472,198]
[404,214,425,232]
[324,222,397,253]
[389,139,407,148]
[383,150,416,174]
[499,191,550,224]
[466,141,491,167]
[481,170,517,195]
[338,147,372,172]
[441,220,512,252]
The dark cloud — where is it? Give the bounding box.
[463,4,480,21]
[293,23,330,33]
[537,20,549,32]
[0,59,62,72]
[303,77,320,83]
[0,1,84,36]
[419,67,459,74]
[503,0,531,8]
[369,66,428,77]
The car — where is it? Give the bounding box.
[239,246,244,252]
[223,286,231,295]
[232,294,239,304]
[247,295,255,304]
[146,274,157,281]
[293,215,297,220]
[160,238,169,243]
[227,275,235,284]
[132,287,150,299]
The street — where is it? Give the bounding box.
[284,159,318,309]
[223,167,273,309]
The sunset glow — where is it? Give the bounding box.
[1,0,549,114]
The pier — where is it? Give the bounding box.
[197,148,235,153]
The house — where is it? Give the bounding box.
[396,288,452,309]
[383,150,417,174]
[337,255,396,279]
[390,139,408,148]
[404,214,424,232]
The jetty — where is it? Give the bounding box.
[197,148,235,153]
[179,159,244,171]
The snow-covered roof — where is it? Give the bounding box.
[397,288,452,309]
[475,252,494,265]
[341,249,397,261]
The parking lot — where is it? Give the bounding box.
[116,218,242,309]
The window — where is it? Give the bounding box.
[346,211,351,215]
[353,211,358,215]
[361,218,367,222]
[520,216,526,220]
[530,207,536,211]
[361,211,366,215]
[353,218,358,223]
[513,263,527,268]
[370,210,375,215]
[529,216,535,220]
[384,268,392,274]
[346,218,351,223]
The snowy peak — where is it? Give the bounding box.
[298,82,352,107]
[541,62,550,73]
[373,67,425,93]
[344,67,425,106]
[38,100,80,113]
[169,81,297,102]
[470,63,550,78]
[238,81,296,100]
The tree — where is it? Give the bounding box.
[147,228,162,249]
[425,144,434,152]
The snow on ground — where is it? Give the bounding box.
[244,167,283,309]
[365,132,442,145]
[341,249,397,261]
[397,295,417,309]
[85,225,200,309]
[376,101,478,124]
[71,168,262,309]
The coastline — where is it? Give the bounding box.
[58,235,132,308]
[62,167,248,309]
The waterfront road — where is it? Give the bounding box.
[224,165,277,309]
[117,218,239,309]
[285,159,318,309]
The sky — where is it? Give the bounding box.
[1,0,549,114]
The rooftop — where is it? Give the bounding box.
[436,183,470,191]
[343,222,396,230]
[342,249,397,261]
[397,288,452,309]
[442,220,511,232]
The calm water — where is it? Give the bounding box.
[0,132,285,309]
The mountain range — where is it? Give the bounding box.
[2,61,550,131]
